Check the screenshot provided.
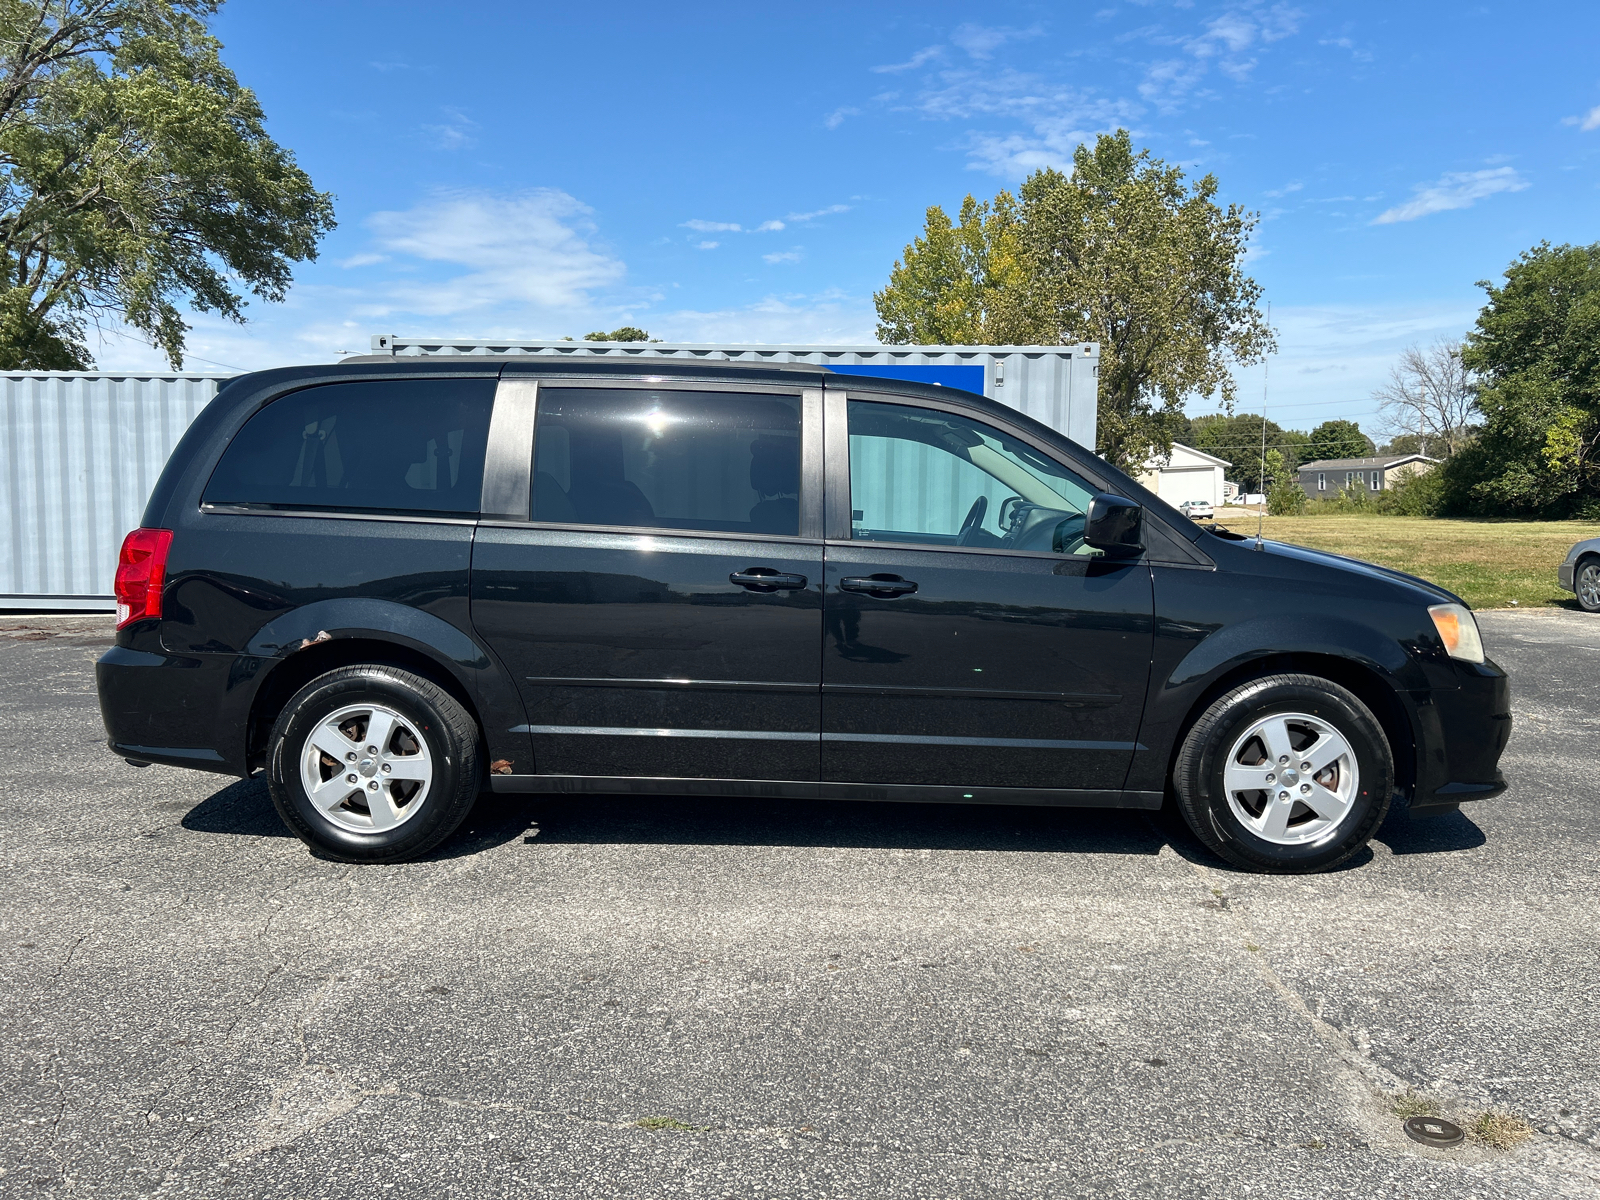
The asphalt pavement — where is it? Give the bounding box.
[2,608,1597,1198]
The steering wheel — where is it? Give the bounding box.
[959,495,988,536]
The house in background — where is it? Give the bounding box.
[1137,442,1231,507]
[1296,453,1438,497]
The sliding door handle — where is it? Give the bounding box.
[730,568,809,592]
[839,574,918,598]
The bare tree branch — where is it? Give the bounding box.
[1374,339,1480,457]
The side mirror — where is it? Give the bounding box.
[1083,493,1143,557]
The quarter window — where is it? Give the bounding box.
[846,400,1096,553]
[530,388,801,536]
[203,380,494,515]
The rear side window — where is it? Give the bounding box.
[204,380,494,515]
[531,388,801,536]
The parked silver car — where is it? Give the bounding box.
[1559,537,1600,612]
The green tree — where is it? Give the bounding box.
[873,193,1026,344]
[1265,449,1305,514]
[1445,241,1600,515]
[873,130,1274,472]
[584,326,660,342]
[0,1,335,368]
[1188,412,1307,494]
[1013,132,1275,471]
[1305,420,1374,462]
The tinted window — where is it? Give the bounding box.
[204,380,494,515]
[848,400,1095,549]
[531,388,801,536]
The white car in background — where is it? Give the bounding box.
[1177,499,1215,521]
[1559,537,1600,612]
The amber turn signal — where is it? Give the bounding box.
[1427,603,1484,664]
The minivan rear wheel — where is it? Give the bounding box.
[267,665,480,862]
[1173,674,1393,874]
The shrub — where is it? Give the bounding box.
[1376,467,1445,516]
[1267,483,1306,515]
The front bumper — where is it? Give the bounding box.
[1559,561,1575,592]
[1408,658,1512,815]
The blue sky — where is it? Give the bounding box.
[96,1,1600,438]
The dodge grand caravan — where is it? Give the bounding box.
[96,358,1511,873]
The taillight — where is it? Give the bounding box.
[115,528,174,630]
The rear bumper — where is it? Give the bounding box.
[1408,659,1512,815]
[96,645,244,776]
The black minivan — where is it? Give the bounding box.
[96,358,1510,873]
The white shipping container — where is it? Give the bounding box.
[368,336,1101,449]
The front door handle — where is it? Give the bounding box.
[839,574,918,598]
[729,567,809,592]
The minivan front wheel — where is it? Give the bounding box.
[268,665,480,862]
[1174,674,1392,874]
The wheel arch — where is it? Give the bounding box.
[1162,651,1419,808]
[246,636,485,772]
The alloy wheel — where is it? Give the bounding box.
[1578,562,1600,611]
[298,702,432,833]
[1222,711,1359,845]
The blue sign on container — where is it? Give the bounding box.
[827,364,986,395]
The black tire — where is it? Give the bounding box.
[1576,555,1600,614]
[1174,673,1393,874]
[267,664,480,863]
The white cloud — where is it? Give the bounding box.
[421,107,477,151]
[1216,301,1479,426]
[695,241,719,250]
[681,219,743,232]
[785,204,851,222]
[1264,181,1303,198]
[1369,167,1529,225]
[1563,104,1600,131]
[756,219,786,231]
[651,291,876,344]
[763,249,803,264]
[872,47,942,74]
[365,189,624,316]
[950,23,1042,60]
[824,106,860,129]
[1138,4,1303,108]
[336,252,390,268]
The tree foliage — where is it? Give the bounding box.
[874,130,1274,471]
[873,194,1026,345]
[584,326,659,342]
[1187,412,1311,494]
[0,0,335,368]
[1442,241,1600,516]
[1305,420,1374,462]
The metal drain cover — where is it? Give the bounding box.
[1404,1116,1464,1147]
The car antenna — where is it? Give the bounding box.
[1255,303,1272,551]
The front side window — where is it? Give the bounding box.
[847,400,1097,554]
[530,388,801,536]
[204,380,494,515]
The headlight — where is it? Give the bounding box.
[1428,603,1484,664]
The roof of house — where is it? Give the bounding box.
[1147,442,1232,469]
[1297,454,1439,472]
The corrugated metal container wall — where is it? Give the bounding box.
[369,337,1101,449]
[1,374,226,607]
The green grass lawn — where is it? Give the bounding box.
[1207,513,1600,610]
